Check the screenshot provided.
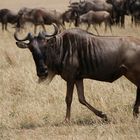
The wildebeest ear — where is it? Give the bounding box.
[38,32,46,39]
[16,42,28,49]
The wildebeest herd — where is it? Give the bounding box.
[0,0,140,33]
[1,0,140,122]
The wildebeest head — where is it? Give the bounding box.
[14,24,59,80]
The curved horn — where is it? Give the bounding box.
[14,31,33,42]
[43,24,59,37]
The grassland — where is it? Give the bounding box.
[0,1,140,140]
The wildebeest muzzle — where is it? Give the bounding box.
[37,66,48,79]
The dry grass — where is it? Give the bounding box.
[0,1,140,140]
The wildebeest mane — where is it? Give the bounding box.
[45,29,106,79]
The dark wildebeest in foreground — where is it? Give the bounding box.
[0,8,18,31]
[14,25,140,122]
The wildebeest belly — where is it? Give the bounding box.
[78,63,123,82]
[61,61,123,82]
[76,44,123,82]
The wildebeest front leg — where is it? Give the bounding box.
[86,23,90,31]
[34,24,37,34]
[133,87,140,118]
[2,23,4,31]
[75,79,108,121]
[65,82,74,123]
[93,25,99,35]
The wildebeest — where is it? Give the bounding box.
[61,9,79,27]
[14,24,140,122]
[17,7,64,33]
[69,0,113,14]
[128,0,140,26]
[79,10,112,34]
[0,8,18,31]
[106,0,129,27]
[68,0,113,28]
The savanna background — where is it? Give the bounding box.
[0,0,140,140]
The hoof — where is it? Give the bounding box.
[62,118,71,125]
[133,107,139,118]
[99,112,109,122]
[133,112,139,119]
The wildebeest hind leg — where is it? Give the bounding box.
[64,82,74,123]
[75,79,108,121]
[41,24,46,32]
[5,23,8,31]
[133,87,140,118]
